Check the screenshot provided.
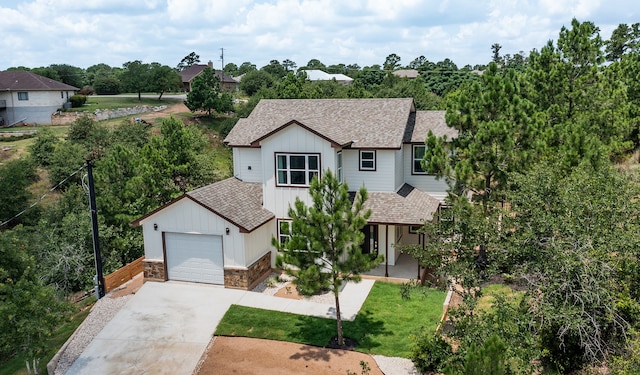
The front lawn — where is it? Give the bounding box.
[215,281,446,358]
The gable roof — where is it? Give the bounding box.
[178,65,237,84]
[360,183,441,225]
[405,110,458,143]
[225,98,416,149]
[132,177,274,233]
[0,70,79,91]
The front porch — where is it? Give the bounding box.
[363,252,422,282]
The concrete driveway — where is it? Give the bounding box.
[65,280,374,375]
[65,282,248,375]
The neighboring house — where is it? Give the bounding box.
[301,69,354,85]
[0,70,78,126]
[179,61,238,92]
[133,98,456,289]
[393,69,420,79]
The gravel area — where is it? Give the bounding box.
[52,295,132,375]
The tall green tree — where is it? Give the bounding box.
[239,70,275,96]
[0,159,38,227]
[120,60,150,100]
[383,53,401,71]
[0,227,71,373]
[176,51,200,71]
[423,63,541,204]
[274,170,382,346]
[148,63,182,101]
[184,67,233,115]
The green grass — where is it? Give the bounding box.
[0,298,95,375]
[215,281,446,358]
[476,283,525,312]
[69,95,183,112]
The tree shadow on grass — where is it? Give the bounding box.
[289,309,390,361]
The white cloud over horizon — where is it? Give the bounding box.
[0,0,638,71]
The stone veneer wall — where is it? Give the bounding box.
[224,251,272,290]
[143,259,166,281]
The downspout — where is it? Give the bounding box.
[385,225,389,277]
[9,89,15,124]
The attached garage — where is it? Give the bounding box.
[165,233,224,285]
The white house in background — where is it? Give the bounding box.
[301,69,354,85]
[133,98,456,289]
[0,70,78,126]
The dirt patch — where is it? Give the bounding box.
[273,282,304,300]
[194,336,384,375]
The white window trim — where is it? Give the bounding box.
[359,150,376,171]
[275,153,320,187]
[337,151,343,182]
[277,219,292,245]
[412,144,428,175]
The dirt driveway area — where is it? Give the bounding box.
[195,336,385,375]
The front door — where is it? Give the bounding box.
[361,225,378,256]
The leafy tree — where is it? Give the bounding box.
[93,76,121,95]
[45,142,87,189]
[120,60,150,100]
[49,64,86,88]
[354,69,385,90]
[29,127,59,166]
[302,58,326,71]
[66,115,111,157]
[177,51,200,71]
[491,43,502,64]
[223,62,239,77]
[408,55,427,69]
[276,72,306,98]
[383,53,401,71]
[184,67,233,115]
[503,161,639,370]
[85,63,115,86]
[261,60,287,79]
[237,61,257,75]
[274,170,382,346]
[0,159,38,228]
[0,226,71,373]
[239,69,275,96]
[148,63,182,101]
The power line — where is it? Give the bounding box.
[0,163,86,228]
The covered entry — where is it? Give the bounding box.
[165,233,224,284]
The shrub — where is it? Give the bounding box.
[218,117,239,138]
[78,86,94,96]
[411,330,453,373]
[69,94,87,108]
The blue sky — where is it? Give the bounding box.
[1,0,638,71]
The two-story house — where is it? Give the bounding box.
[133,98,456,289]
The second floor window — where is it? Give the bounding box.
[17,92,28,101]
[413,145,427,174]
[359,150,376,171]
[276,153,320,187]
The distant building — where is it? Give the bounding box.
[392,69,420,79]
[179,61,238,92]
[0,70,78,126]
[301,69,353,85]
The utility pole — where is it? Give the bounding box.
[220,47,224,71]
[86,159,105,299]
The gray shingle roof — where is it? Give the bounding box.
[224,98,416,149]
[407,110,458,143]
[364,184,440,225]
[0,70,79,91]
[187,178,274,232]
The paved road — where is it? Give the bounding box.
[65,280,373,375]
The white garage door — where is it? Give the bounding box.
[165,233,224,284]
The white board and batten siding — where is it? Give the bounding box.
[260,124,336,217]
[341,149,396,192]
[233,147,263,183]
[402,145,450,202]
[140,198,247,268]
